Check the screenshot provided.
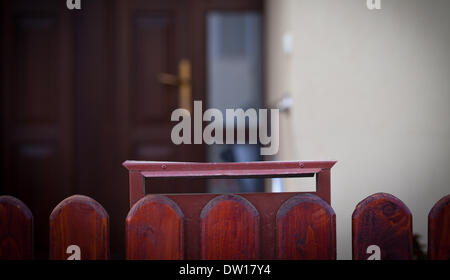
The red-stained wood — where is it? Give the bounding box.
[428,194,450,260]
[123,160,337,172]
[352,193,413,260]
[123,160,337,259]
[123,160,337,208]
[200,194,260,259]
[49,195,109,260]
[276,194,336,259]
[129,171,145,208]
[316,170,331,204]
[0,196,33,259]
[126,195,184,260]
[167,192,309,259]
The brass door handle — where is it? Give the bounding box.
[157,59,192,113]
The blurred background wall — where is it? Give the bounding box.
[265,0,450,259]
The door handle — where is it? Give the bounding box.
[157,59,192,113]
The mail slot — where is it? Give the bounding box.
[123,160,337,260]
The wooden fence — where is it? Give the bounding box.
[0,161,448,260]
[1,192,448,260]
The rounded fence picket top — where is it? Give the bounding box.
[49,194,109,260]
[126,195,184,260]
[352,192,413,260]
[276,193,336,260]
[200,194,260,260]
[0,195,33,260]
[428,194,450,260]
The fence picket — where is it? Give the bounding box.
[0,195,33,259]
[49,195,109,260]
[428,194,450,260]
[352,193,413,260]
[200,194,260,259]
[126,195,184,259]
[276,194,336,259]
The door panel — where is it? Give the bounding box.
[115,0,205,195]
[133,14,177,121]
[131,12,179,161]
[1,0,74,258]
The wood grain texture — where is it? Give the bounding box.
[0,195,33,259]
[201,194,260,259]
[352,193,413,260]
[166,192,312,259]
[428,194,450,260]
[126,195,184,259]
[124,160,337,208]
[49,195,109,260]
[276,194,335,259]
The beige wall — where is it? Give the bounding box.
[265,0,450,259]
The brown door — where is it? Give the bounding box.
[1,0,76,259]
[114,0,206,194]
[1,0,205,259]
[1,0,262,259]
